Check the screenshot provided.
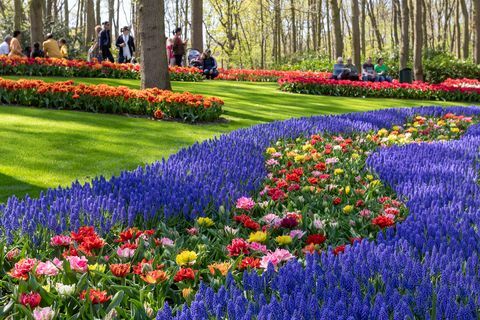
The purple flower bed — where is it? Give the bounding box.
[2,106,480,318]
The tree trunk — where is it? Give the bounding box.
[260,0,266,68]
[64,0,69,27]
[85,0,95,46]
[460,0,469,59]
[317,0,323,51]
[139,0,170,90]
[273,0,281,63]
[30,0,44,45]
[108,0,114,30]
[14,0,23,31]
[400,0,409,70]
[329,0,343,58]
[191,0,203,52]
[475,0,480,63]
[115,0,120,38]
[361,0,366,58]
[290,0,297,53]
[455,0,462,58]
[367,0,383,51]
[46,0,53,26]
[351,0,361,69]
[392,0,400,48]
[95,0,101,26]
[326,0,332,58]
[413,0,423,81]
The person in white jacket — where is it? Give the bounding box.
[0,36,12,55]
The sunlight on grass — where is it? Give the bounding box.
[0,76,468,202]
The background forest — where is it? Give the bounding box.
[1,0,479,82]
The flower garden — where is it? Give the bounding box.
[279,77,480,102]
[0,78,224,122]
[1,104,480,319]
[0,56,204,82]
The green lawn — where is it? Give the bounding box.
[0,76,469,202]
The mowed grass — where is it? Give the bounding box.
[0,76,469,202]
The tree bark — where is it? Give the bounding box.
[399,0,409,70]
[14,0,23,31]
[95,0,101,26]
[361,0,366,57]
[367,0,383,51]
[30,0,44,45]
[326,0,332,58]
[413,0,423,81]
[108,0,114,30]
[474,0,480,63]
[290,0,297,53]
[191,0,203,52]
[64,0,69,27]
[85,0,95,46]
[139,0,171,90]
[351,0,361,69]
[460,0,469,59]
[329,0,343,58]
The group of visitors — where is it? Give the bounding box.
[88,21,136,64]
[166,27,218,79]
[331,57,392,82]
[0,31,68,59]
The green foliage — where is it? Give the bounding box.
[275,50,480,84]
[423,52,480,83]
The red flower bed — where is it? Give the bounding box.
[0,78,223,122]
[218,68,331,82]
[0,56,203,81]
[278,76,480,102]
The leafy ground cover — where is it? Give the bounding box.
[0,77,468,202]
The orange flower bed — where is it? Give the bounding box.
[0,56,203,81]
[0,78,223,122]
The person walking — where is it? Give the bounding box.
[88,25,103,62]
[172,27,187,66]
[8,31,24,57]
[0,36,12,55]
[43,33,62,58]
[115,26,135,63]
[99,21,114,63]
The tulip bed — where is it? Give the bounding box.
[1,106,480,319]
[0,78,224,122]
[218,68,331,82]
[0,56,204,82]
[279,77,480,102]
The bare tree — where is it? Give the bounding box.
[139,0,171,90]
[413,0,423,81]
[191,0,203,52]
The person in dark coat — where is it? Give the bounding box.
[200,49,219,79]
[115,26,135,63]
[99,21,114,63]
[172,27,187,66]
